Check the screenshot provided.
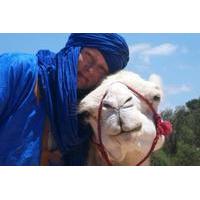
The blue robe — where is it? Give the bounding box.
[0,53,46,165]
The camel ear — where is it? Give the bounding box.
[149,74,164,103]
[149,74,162,88]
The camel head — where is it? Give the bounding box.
[78,71,165,165]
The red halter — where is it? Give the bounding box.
[92,82,173,166]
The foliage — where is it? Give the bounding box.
[151,97,200,166]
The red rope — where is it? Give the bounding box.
[96,92,112,166]
[136,136,159,166]
[93,82,173,166]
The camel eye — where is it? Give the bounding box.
[153,95,161,102]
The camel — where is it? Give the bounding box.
[79,70,172,166]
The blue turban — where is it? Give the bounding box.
[38,34,130,165]
[66,33,129,74]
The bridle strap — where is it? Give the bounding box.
[96,92,112,166]
[92,82,172,166]
[136,135,159,166]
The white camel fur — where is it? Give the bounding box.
[79,70,165,166]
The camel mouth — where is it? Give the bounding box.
[111,125,142,137]
[120,125,142,135]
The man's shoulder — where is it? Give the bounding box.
[0,53,39,75]
[0,53,37,65]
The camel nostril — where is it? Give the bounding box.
[123,96,133,108]
[102,101,116,109]
[125,97,133,104]
[103,103,113,109]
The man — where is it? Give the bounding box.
[0,33,129,165]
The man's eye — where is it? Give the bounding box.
[85,55,94,67]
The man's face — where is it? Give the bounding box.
[78,48,109,90]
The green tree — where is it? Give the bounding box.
[151,97,200,166]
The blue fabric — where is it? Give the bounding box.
[37,48,93,165]
[0,53,46,165]
[66,33,129,73]
[37,48,90,154]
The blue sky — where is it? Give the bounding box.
[0,33,199,110]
